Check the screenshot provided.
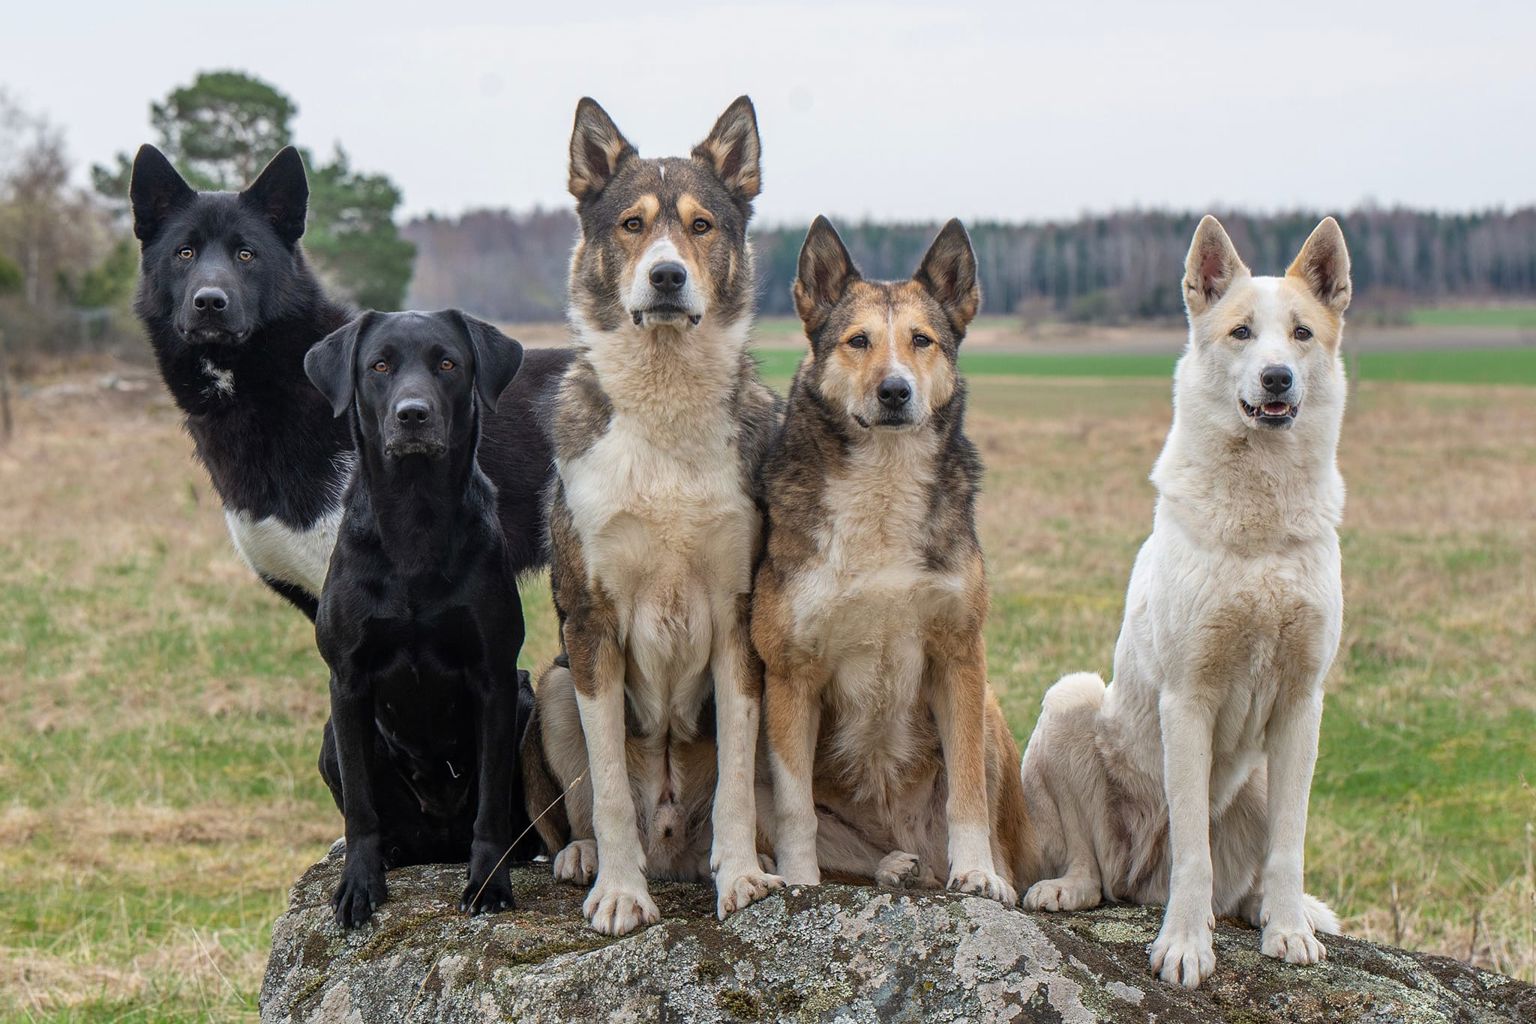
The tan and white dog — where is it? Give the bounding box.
[1020,216,1350,987]
[520,97,784,935]
[752,217,1035,903]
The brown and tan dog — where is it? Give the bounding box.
[520,96,784,936]
[751,216,1035,903]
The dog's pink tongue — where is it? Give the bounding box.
[1263,401,1290,416]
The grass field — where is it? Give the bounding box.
[750,345,1536,387]
[1409,306,1536,329]
[2,357,1534,1021]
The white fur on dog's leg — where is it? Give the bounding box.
[583,875,659,936]
[1149,904,1216,989]
[552,839,598,885]
[1023,875,1101,913]
[875,850,922,889]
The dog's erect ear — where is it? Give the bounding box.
[692,95,761,202]
[450,311,524,410]
[568,98,635,201]
[1287,216,1352,315]
[305,312,373,418]
[794,216,860,333]
[914,218,981,333]
[1183,215,1249,317]
[129,145,196,244]
[240,146,309,246]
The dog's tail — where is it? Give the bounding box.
[1302,893,1342,935]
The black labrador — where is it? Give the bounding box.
[305,309,536,927]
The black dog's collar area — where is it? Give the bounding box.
[1239,398,1299,429]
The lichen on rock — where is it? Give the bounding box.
[260,850,1536,1023]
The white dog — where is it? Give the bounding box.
[1019,215,1351,988]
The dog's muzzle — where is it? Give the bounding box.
[1239,396,1301,429]
[383,436,449,458]
[631,304,702,328]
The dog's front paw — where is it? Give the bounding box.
[460,870,515,916]
[715,865,784,919]
[1148,915,1216,988]
[1261,920,1327,965]
[948,868,1018,907]
[583,875,659,936]
[875,850,923,889]
[332,857,387,929]
[1023,875,1101,912]
[553,839,598,885]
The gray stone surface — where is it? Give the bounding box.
[260,850,1536,1023]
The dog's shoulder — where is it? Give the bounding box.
[547,355,614,466]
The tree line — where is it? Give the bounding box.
[406,205,1536,324]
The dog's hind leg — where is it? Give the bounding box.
[530,663,600,885]
[1022,673,1107,913]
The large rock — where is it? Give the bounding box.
[260,850,1534,1023]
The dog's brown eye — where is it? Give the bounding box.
[1294,325,1313,341]
[237,248,254,262]
[692,217,712,234]
[177,246,195,260]
[1231,325,1251,340]
[913,334,933,349]
[622,216,643,233]
[372,360,389,373]
[439,358,455,371]
[847,334,869,349]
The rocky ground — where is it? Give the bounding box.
[260,851,1535,1023]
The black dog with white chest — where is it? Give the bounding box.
[305,309,533,927]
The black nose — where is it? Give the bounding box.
[1261,365,1294,395]
[394,399,432,424]
[192,287,228,313]
[877,376,912,410]
[649,261,687,293]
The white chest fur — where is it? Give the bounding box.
[224,506,343,598]
[561,410,757,716]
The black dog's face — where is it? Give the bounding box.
[129,145,312,347]
[304,310,525,462]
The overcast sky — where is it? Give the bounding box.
[3,0,1532,225]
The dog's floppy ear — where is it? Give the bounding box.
[1183,215,1249,317]
[450,311,524,411]
[692,95,761,203]
[1287,216,1352,315]
[794,216,860,334]
[240,146,309,246]
[129,145,196,244]
[305,312,373,418]
[568,98,635,201]
[914,218,981,333]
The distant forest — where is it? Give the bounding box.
[403,206,1536,324]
